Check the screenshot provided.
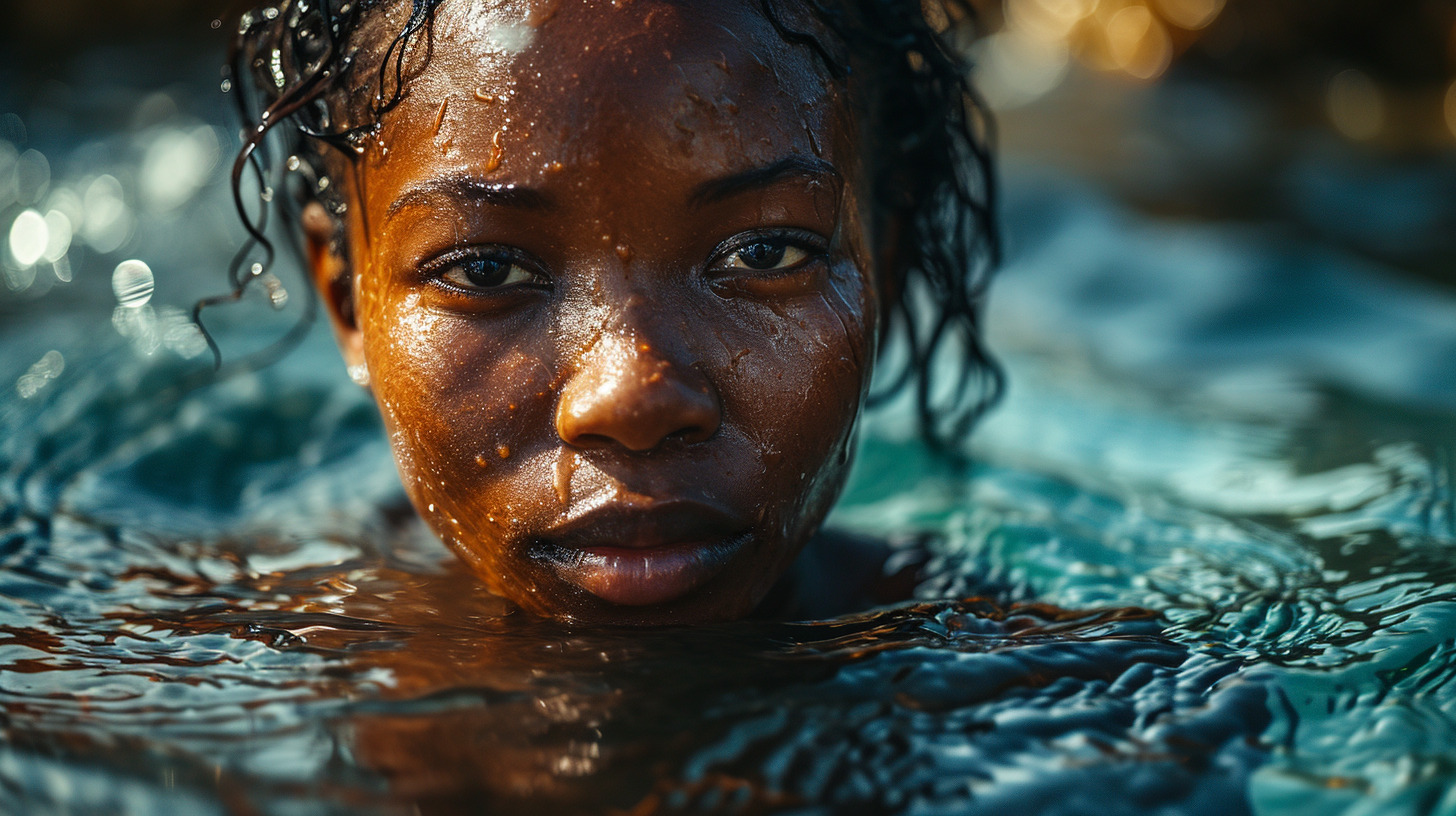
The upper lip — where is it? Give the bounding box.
[539,501,749,551]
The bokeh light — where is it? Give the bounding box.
[112,259,154,308]
[1327,69,1384,142]
[15,350,63,399]
[139,125,219,212]
[14,149,49,205]
[42,210,71,264]
[8,209,47,268]
[83,175,132,254]
[1103,3,1172,81]
[1151,0,1223,30]
[975,0,1230,110]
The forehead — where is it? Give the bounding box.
[362,0,850,199]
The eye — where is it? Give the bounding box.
[712,230,825,275]
[727,241,809,271]
[432,252,546,293]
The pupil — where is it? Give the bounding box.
[464,258,511,287]
[740,241,786,270]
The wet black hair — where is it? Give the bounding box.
[212,0,1002,451]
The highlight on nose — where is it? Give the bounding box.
[556,337,721,452]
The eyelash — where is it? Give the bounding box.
[421,228,828,297]
[709,229,828,276]
[424,248,549,296]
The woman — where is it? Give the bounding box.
[219,0,999,624]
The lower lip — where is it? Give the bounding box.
[532,536,748,607]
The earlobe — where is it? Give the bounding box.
[302,200,367,380]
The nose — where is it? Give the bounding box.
[556,334,722,452]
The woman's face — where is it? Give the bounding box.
[311,0,878,624]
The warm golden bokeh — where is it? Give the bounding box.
[976,0,1224,103]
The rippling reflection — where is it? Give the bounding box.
[0,488,1272,815]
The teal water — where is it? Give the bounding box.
[2,59,1456,815]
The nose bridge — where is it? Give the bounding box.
[555,284,721,453]
[574,269,685,374]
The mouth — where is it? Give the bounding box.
[527,503,752,606]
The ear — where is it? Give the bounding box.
[302,201,367,378]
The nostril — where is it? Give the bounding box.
[571,432,620,450]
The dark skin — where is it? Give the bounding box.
[305,0,885,625]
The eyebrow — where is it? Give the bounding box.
[690,156,842,207]
[385,175,552,222]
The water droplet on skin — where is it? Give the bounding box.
[475,453,490,468]
[433,98,450,136]
[554,452,577,505]
[527,0,561,27]
[497,445,511,459]
[112,260,154,308]
[546,161,564,173]
[220,79,233,93]
[474,88,497,103]
[484,131,505,173]
[615,243,633,264]
[347,363,370,386]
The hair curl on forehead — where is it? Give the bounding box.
[212,0,1002,453]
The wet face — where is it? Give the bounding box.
[309,0,878,624]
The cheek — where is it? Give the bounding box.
[708,261,875,489]
[356,286,555,521]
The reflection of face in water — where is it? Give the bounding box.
[316,567,1194,814]
[310,0,878,624]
